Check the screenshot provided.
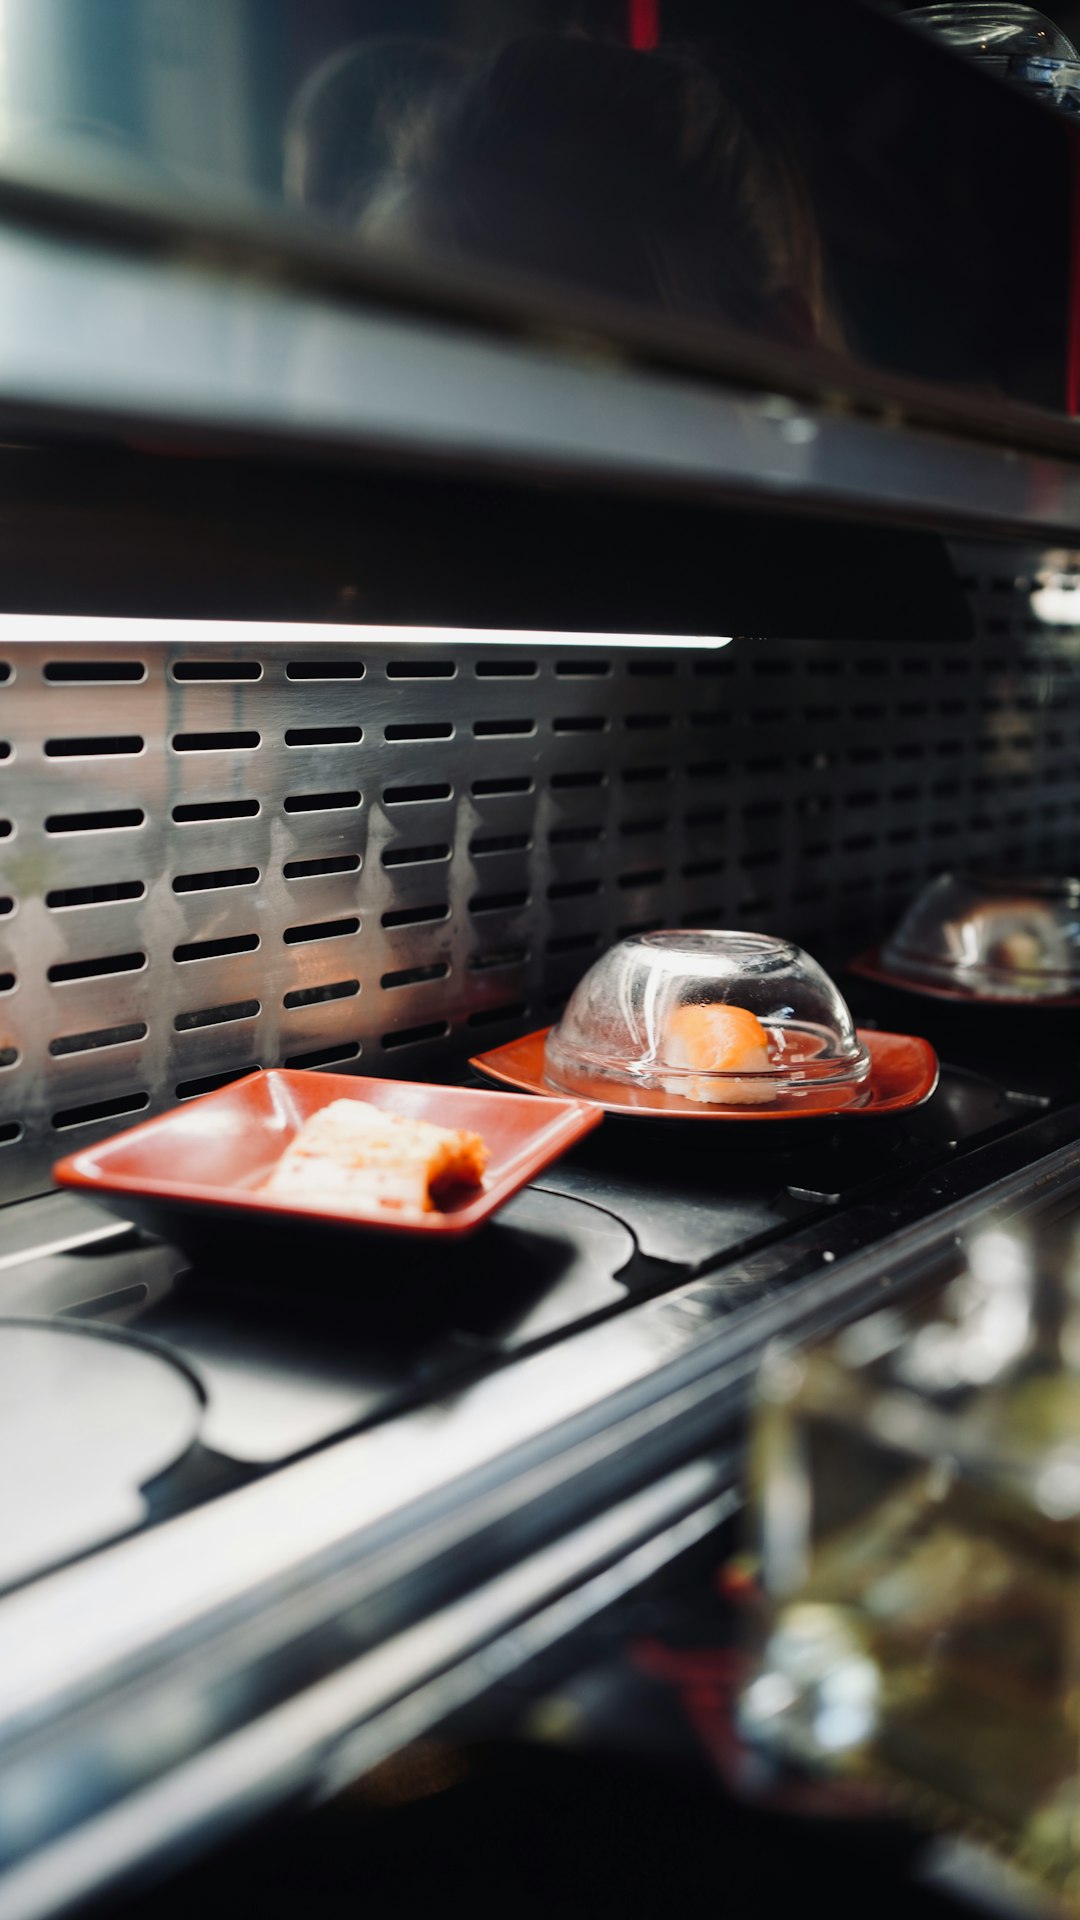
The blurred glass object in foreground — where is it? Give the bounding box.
[741,1220,1080,1909]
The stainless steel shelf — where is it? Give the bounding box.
[5,222,1080,538]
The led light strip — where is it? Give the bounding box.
[0,615,732,651]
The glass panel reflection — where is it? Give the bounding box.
[0,0,1074,417]
[742,1215,1080,1909]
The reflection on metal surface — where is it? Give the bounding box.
[0,620,746,1204]
[131,1188,634,1464]
[0,616,732,653]
[0,2,1070,420]
[2,224,1080,532]
[1031,556,1080,624]
[0,1319,202,1591]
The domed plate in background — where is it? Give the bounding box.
[861,872,1080,1006]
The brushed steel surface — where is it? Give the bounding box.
[72,1187,632,1465]
[6,225,1080,537]
[3,585,1080,1200]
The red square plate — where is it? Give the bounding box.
[53,1069,603,1243]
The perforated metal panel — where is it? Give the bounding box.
[1,562,1078,1202]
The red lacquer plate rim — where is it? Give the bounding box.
[849,948,1080,1010]
[470,1027,939,1120]
[53,1067,604,1239]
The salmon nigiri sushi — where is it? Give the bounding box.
[661,1002,774,1104]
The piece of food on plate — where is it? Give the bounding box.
[661,1002,774,1104]
[261,1098,488,1215]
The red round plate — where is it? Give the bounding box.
[470,1027,939,1120]
[849,948,1080,1010]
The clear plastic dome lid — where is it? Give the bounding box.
[544,931,871,1108]
[882,871,1080,999]
[904,5,1079,63]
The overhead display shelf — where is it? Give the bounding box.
[3,216,1080,541]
